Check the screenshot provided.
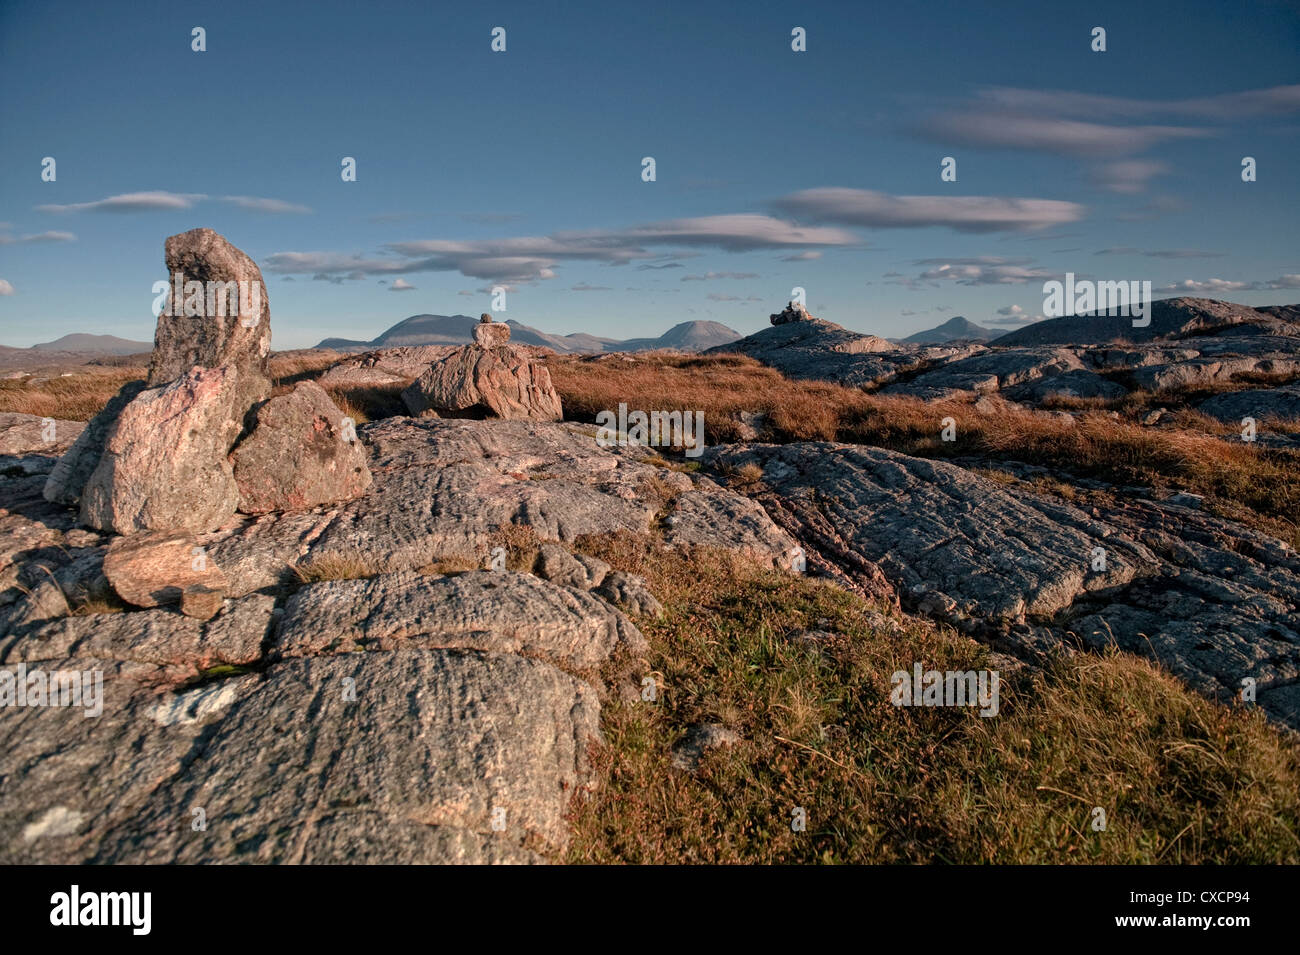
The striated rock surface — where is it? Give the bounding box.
[276,569,646,670]
[0,413,84,456]
[706,441,1300,726]
[402,344,563,421]
[317,345,458,386]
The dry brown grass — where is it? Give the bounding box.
[566,532,1300,864]
[0,369,146,420]
[547,353,1300,534]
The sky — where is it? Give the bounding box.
[1,0,1298,349]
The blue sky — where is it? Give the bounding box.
[1,0,1297,349]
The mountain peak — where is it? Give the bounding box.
[902,316,993,344]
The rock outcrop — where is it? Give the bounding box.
[705,441,1300,726]
[42,229,372,535]
[402,341,563,421]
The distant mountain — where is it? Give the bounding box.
[901,316,992,344]
[316,315,739,353]
[31,333,152,354]
[617,321,741,352]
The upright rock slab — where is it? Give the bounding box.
[148,228,272,394]
[79,366,247,534]
[230,380,372,514]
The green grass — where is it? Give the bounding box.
[566,534,1300,864]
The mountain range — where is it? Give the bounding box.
[316,315,740,353]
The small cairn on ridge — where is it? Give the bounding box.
[402,313,562,420]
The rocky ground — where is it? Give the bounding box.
[2,256,1298,863]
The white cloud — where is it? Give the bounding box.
[37,191,206,213]
[989,304,1043,326]
[389,278,416,291]
[774,188,1084,233]
[1158,275,1300,293]
[0,279,13,295]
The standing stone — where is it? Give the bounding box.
[80,366,248,534]
[230,380,372,514]
[148,228,272,394]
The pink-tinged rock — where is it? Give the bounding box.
[473,315,511,347]
[148,228,272,393]
[402,344,562,421]
[103,530,230,609]
[230,380,372,515]
[79,366,247,533]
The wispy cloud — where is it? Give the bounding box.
[220,195,312,214]
[269,214,858,283]
[37,191,206,213]
[774,188,1084,232]
[1089,160,1168,194]
[0,230,77,244]
[681,271,760,281]
[973,84,1300,121]
[1094,247,1224,258]
[912,84,1300,160]
[37,191,310,215]
[0,279,14,295]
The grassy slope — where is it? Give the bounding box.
[567,536,1300,864]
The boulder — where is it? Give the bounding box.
[230,380,372,515]
[102,531,229,609]
[402,345,562,421]
[474,314,511,347]
[43,382,148,506]
[79,366,247,534]
[148,228,272,394]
